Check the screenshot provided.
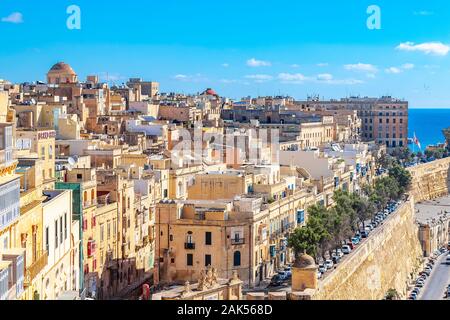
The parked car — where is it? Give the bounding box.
[277,271,289,280]
[283,266,292,277]
[332,250,344,259]
[318,264,327,273]
[351,237,360,245]
[446,257,450,265]
[317,271,323,280]
[360,230,369,238]
[325,260,334,270]
[332,255,341,264]
[342,245,352,254]
[268,275,284,287]
[346,242,356,250]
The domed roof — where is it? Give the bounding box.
[294,253,316,269]
[48,62,76,75]
[203,88,218,96]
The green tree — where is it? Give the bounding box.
[288,226,320,258]
[385,288,400,300]
[388,164,412,196]
[352,193,375,229]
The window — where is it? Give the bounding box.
[60,217,63,244]
[100,224,104,242]
[186,232,193,244]
[205,254,212,267]
[205,232,212,245]
[64,212,67,240]
[41,146,46,160]
[45,227,49,252]
[233,251,241,267]
[49,145,53,160]
[55,220,59,248]
[107,222,111,240]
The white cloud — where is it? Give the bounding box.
[413,11,434,16]
[220,79,238,84]
[316,73,333,81]
[222,63,230,68]
[245,74,273,82]
[1,12,23,24]
[396,42,450,56]
[246,58,271,67]
[317,63,329,67]
[278,73,309,83]
[98,72,126,82]
[385,67,402,74]
[366,73,376,79]
[344,63,378,73]
[173,74,207,82]
[401,63,415,70]
[278,72,362,85]
[291,64,300,68]
[385,63,415,74]
[316,73,364,85]
[328,79,364,85]
[174,74,188,80]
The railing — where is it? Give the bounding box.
[24,251,48,287]
[231,238,245,245]
[184,242,195,250]
[83,199,98,208]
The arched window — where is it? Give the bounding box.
[91,189,95,202]
[83,191,87,202]
[233,251,241,267]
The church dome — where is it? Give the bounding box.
[48,62,76,75]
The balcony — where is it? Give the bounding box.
[24,251,48,287]
[184,242,195,250]
[231,238,245,245]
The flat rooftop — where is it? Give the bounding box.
[415,195,450,225]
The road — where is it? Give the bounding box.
[420,253,450,300]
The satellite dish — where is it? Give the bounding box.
[67,157,76,166]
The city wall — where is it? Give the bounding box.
[312,158,450,300]
[313,199,423,300]
[408,157,450,202]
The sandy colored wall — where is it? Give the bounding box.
[408,157,450,203]
[313,199,423,300]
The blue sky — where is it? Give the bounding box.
[1,0,450,107]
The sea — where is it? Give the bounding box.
[408,108,450,150]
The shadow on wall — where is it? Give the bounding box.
[84,255,154,300]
